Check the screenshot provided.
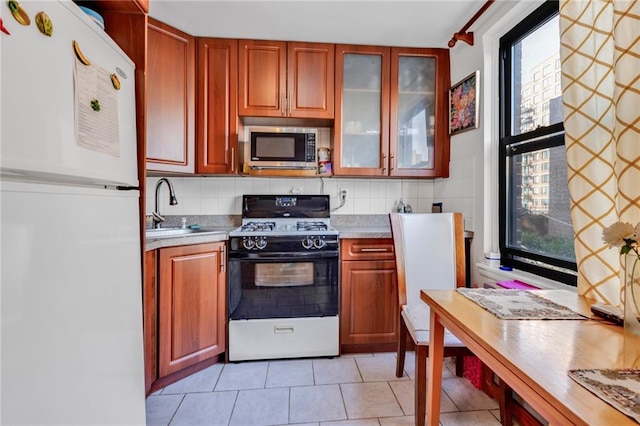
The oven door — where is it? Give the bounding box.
[228,251,339,320]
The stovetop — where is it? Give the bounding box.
[229,194,338,238]
[229,219,338,237]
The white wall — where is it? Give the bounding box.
[442,0,545,287]
[147,176,440,217]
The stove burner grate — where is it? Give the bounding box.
[297,221,328,232]
[241,221,276,232]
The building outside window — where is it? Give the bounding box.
[499,0,577,285]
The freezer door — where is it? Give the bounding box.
[1,0,138,187]
[1,181,145,425]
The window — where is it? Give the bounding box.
[499,0,577,285]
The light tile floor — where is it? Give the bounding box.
[146,352,503,426]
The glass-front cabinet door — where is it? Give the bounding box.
[335,46,450,178]
[389,48,450,177]
[334,45,390,176]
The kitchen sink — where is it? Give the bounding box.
[145,226,224,239]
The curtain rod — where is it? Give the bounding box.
[448,0,495,48]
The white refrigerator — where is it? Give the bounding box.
[1,1,145,424]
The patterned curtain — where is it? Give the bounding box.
[559,0,640,304]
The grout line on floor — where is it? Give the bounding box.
[227,388,241,425]
[167,393,186,426]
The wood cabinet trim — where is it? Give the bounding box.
[143,250,157,395]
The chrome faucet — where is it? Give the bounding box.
[152,178,178,229]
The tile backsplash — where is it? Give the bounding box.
[146,176,436,217]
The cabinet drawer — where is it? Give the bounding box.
[341,238,395,261]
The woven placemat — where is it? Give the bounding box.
[569,369,640,423]
[456,288,586,320]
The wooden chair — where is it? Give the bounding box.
[390,212,511,426]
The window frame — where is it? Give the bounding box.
[498,0,577,286]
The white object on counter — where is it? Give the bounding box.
[484,251,501,268]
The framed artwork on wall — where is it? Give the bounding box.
[449,70,479,135]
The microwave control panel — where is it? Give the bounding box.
[305,133,316,162]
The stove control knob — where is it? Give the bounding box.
[302,238,314,249]
[313,238,326,249]
[242,238,255,250]
[255,237,267,250]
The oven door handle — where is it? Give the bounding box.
[228,251,339,260]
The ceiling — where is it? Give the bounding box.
[148,1,490,49]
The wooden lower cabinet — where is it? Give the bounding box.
[158,242,226,377]
[340,239,398,352]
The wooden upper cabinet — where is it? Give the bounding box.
[146,19,195,173]
[334,44,390,177]
[389,47,450,178]
[196,38,238,174]
[238,40,334,119]
[334,45,450,178]
[238,40,286,117]
[287,42,334,118]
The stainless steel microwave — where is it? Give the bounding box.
[243,126,317,169]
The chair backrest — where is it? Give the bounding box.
[390,212,465,307]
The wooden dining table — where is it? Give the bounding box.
[421,289,640,426]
